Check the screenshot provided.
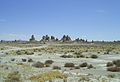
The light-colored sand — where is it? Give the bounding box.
[0,45,120,82]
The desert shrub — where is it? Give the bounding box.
[70,50,74,52]
[107,74,115,78]
[74,52,85,58]
[22,59,26,62]
[80,55,85,58]
[16,50,25,55]
[16,51,22,55]
[106,49,112,54]
[104,50,110,54]
[60,55,73,58]
[106,62,113,67]
[90,55,98,59]
[107,66,120,72]
[28,58,33,62]
[1,48,4,50]
[27,52,34,55]
[53,66,61,70]
[107,60,120,72]
[74,52,82,55]
[25,51,34,55]
[76,54,85,58]
[80,62,88,67]
[6,52,9,55]
[32,61,44,68]
[45,60,54,65]
[5,71,21,82]
[11,58,15,61]
[87,64,93,69]
[113,60,120,67]
[97,52,100,54]
[104,52,107,54]
[64,63,75,67]
[45,64,51,67]
[17,63,23,65]
[85,50,88,52]
[115,52,119,54]
[29,71,67,82]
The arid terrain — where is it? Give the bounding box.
[0,40,120,82]
[1,0,120,81]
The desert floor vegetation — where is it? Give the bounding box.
[28,71,67,82]
[0,42,120,82]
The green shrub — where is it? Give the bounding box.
[16,50,23,55]
[76,54,85,58]
[1,48,4,50]
[11,58,15,61]
[28,58,33,62]
[90,55,98,59]
[74,52,82,55]
[115,52,119,54]
[97,52,100,54]
[22,59,27,62]
[104,50,110,54]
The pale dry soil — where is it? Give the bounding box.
[0,45,120,82]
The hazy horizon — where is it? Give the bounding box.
[0,0,120,41]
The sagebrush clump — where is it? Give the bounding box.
[64,63,75,67]
[80,62,88,67]
[90,55,98,59]
[107,60,120,72]
[107,66,120,72]
[32,61,44,68]
[45,60,54,65]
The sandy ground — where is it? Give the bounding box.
[0,45,120,82]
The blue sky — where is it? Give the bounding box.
[0,0,120,41]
